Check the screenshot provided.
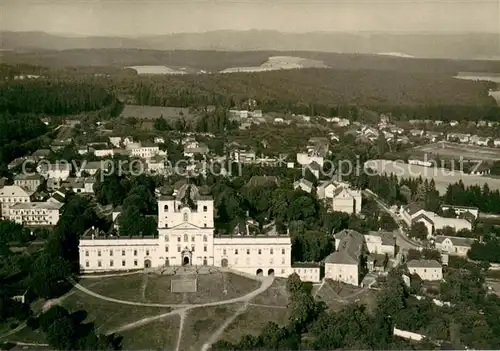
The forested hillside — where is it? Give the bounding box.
[108,69,498,121]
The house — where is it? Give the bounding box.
[14,174,43,192]
[324,230,365,286]
[317,180,351,199]
[127,142,160,159]
[446,133,470,143]
[364,231,395,257]
[109,137,122,147]
[290,263,321,283]
[400,203,427,227]
[90,145,115,158]
[425,131,442,142]
[383,131,395,141]
[434,235,476,257]
[468,163,490,175]
[293,178,314,193]
[406,259,443,281]
[361,127,379,141]
[493,139,500,147]
[77,145,89,155]
[79,161,107,176]
[488,121,499,128]
[250,110,263,118]
[0,186,33,219]
[230,149,256,163]
[434,120,444,126]
[477,120,487,127]
[9,201,63,226]
[476,137,490,146]
[302,161,321,178]
[154,137,165,144]
[229,110,249,119]
[273,117,284,124]
[411,211,472,238]
[337,118,350,127]
[440,204,479,219]
[332,187,362,215]
[409,129,424,137]
[296,153,324,167]
[37,162,71,180]
[32,149,51,159]
[146,155,167,174]
[184,143,209,158]
[47,190,66,204]
[390,127,405,135]
[449,120,459,127]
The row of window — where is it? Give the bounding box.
[0,198,30,203]
[85,249,151,257]
[163,206,209,213]
[165,234,209,242]
[165,246,207,253]
[222,248,286,255]
[85,260,140,268]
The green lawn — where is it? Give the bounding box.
[120,314,180,350]
[178,304,241,351]
[61,290,170,334]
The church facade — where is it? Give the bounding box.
[79,185,320,281]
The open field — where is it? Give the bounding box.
[220,305,289,344]
[120,314,180,349]
[120,104,196,120]
[251,278,289,306]
[366,159,500,194]
[61,289,170,333]
[312,279,379,313]
[220,55,328,73]
[179,304,241,351]
[413,142,500,161]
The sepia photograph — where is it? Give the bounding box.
[0,0,500,350]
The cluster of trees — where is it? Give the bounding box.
[0,79,115,115]
[94,172,159,237]
[443,181,500,214]
[469,233,500,263]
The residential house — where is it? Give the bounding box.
[488,121,499,128]
[32,149,51,159]
[79,161,107,176]
[77,145,89,155]
[409,129,424,137]
[434,120,444,126]
[324,230,365,286]
[477,137,490,146]
[90,145,114,158]
[229,110,249,119]
[250,110,263,118]
[296,153,324,167]
[109,137,122,147]
[9,201,63,226]
[477,120,487,127]
[364,231,396,257]
[337,118,350,127]
[127,142,160,159]
[411,212,472,238]
[273,117,284,124]
[293,178,314,193]
[434,235,476,257]
[37,162,71,180]
[407,259,443,281]
[383,131,395,142]
[425,131,442,142]
[231,149,256,163]
[447,133,470,143]
[184,143,209,158]
[440,204,479,219]
[146,155,167,174]
[0,186,32,219]
[361,127,380,141]
[332,187,362,214]
[303,161,322,178]
[14,174,43,192]
[390,127,405,135]
[494,139,500,147]
[290,263,321,283]
[449,120,459,127]
[154,137,165,144]
[316,180,352,199]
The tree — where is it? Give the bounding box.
[30,253,72,299]
[154,117,169,131]
[409,222,428,240]
[379,212,398,231]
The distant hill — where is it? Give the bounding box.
[2,30,499,60]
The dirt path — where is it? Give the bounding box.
[108,309,184,334]
[0,323,27,340]
[200,302,249,351]
[174,310,186,351]
[78,270,142,279]
[140,274,148,301]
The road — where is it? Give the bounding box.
[363,189,422,251]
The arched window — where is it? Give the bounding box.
[203,235,207,242]
[183,213,188,222]
[164,204,168,211]
[184,234,188,242]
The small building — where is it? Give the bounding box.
[13,174,44,192]
[9,201,63,226]
[324,230,365,286]
[293,178,314,193]
[0,185,33,219]
[290,263,321,283]
[364,231,395,257]
[434,235,476,257]
[440,204,479,219]
[406,259,443,281]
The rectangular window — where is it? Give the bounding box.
[134,250,137,256]
[165,235,169,242]
[165,246,169,252]
[203,206,207,212]
[258,249,262,255]
[85,261,89,267]
[191,246,195,252]
[97,250,101,257]
[270,248,274,254]
[177,236,181,242]
[122,250,125,256]
[191,236,195,242]
[235,249,239,255]
[98,260,102,267]
[110,260,114,267]
[110,250,113,256]
[204,246,207,252]
[85,250,89,256]
[282,249,285,255]
[247,249,250,255]
[223,249,227,255]
[122,260,126,266]
[146,250,149,256]
[134,260,138,266]
[178,246,181,252]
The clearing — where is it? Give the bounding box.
[413,142,500,161]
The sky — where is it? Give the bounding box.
[2,0,499,36]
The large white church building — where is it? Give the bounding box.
[79,184,321,282]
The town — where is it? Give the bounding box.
[1,5,500,349]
